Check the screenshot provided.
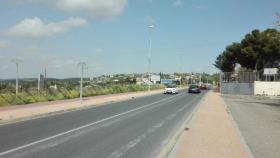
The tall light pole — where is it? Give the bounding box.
[11,58,22,95]
[78,62,87,104]
[178,53,183,88]
[199,72,202,86]
[148,25,154,93]
[274,12,280,27]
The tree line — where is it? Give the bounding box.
[214,28,280,72]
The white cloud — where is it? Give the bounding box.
[6,17,88,38]
[0,40,9,48]
[173,0,183,7]
[192,5,207,9]
[55,0,128,18]
[9,0,128,18]
[0,65,8,71]
[0,43,107,78]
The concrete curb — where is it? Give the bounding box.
[220,94,255,158]
[156,91,208,158]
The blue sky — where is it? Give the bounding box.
[0,0,279,79]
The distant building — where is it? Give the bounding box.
[151,75,160,84]
[113,79,119,82]
[136,78,142,85]
[49,84,57,90]
[136,78,150,85]
[161,79,173,85]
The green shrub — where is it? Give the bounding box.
[0,84,164,106]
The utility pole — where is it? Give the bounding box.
[275,13,280,27]
[11,58,22,95]
[148,25,154,93]
[44,68,47,89]
[178,53,183,88]
[219,71,222,92]
[199,73,202,86]
[78,62,87,104]
[180,75,182,88]
[38,74,40,91]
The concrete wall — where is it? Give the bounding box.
[254,81,280,96]
[220,82,254,95]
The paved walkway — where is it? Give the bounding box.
[0,90,163,123]
[174,91,249,158]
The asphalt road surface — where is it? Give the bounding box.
[223,95,280,158]
[0,90,206,158]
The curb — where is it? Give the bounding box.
[220,94,255,158]
[156,91,208,158]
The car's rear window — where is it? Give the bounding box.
[190,85,198,88]
[167,85,176,88]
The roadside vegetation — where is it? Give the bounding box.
[0,71,220,107]
[0,84,164,107]
[214,28,280,72]
[214,14,280,72]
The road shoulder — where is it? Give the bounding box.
[173,91,249,158]
[0,89,165,125]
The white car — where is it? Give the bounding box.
[164,84,179,94]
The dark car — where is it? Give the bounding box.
[200,84,207,90]
[188,85,201,93]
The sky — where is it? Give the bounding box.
[0,0,279,79]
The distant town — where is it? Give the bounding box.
[0,72,218,93]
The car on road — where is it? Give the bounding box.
[200,84,207,90]
[188,85,201,93]
[199,84,212,90]
[164,84,179,94]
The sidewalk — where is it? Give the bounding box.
[174,91,249,158]
[0,89,163,124]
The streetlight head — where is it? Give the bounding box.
[77,61,87,68]
[11,58,22,64]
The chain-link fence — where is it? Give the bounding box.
[221,70,280,83]
[221,71,256,83]
[220,70,280,95]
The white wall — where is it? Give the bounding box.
[254,81,280,96]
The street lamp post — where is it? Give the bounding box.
[178,53,183,88]
[199,73,202,86]
[11,59,22,95]
[148,25,154,93]
[78,62,87,104]
[180,76,182,88]
[275,13,280,27]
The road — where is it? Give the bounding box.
[0,90,206,158]
[223,95,280,158]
